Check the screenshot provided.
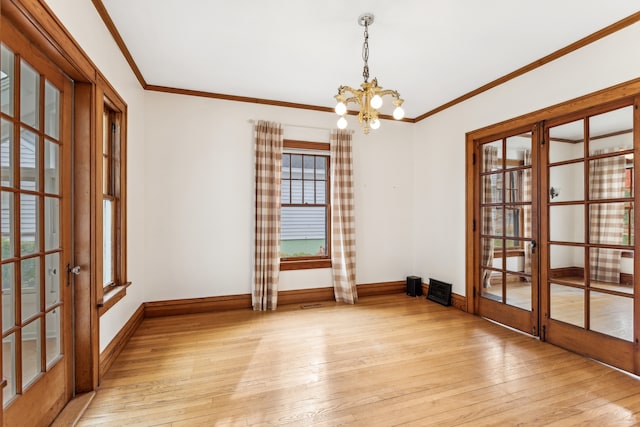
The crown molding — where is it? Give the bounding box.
[92,1,640,124]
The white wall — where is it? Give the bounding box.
[44,0,147,351]
[412,21,640,296]
[143,92,414,300]
[40,1,640,351]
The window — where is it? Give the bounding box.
[97,89,128,313]
[280,141,331,270]
[102,106,117,288]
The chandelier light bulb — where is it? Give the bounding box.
[370,95,383,109]
[337,116,348,129]
[370,119,381,130]
[335,102,347,116]
[393,106,405,120]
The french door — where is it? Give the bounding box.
[1,23,73,426]
[472,97,638,374]
[476,124,540,336]
[540,100,637,372]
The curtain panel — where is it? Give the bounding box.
[481,146,499,288]
[330,130,357,303]
[253,121,283,310]
[589,150,626,283]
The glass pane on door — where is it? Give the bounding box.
[506,273,530,311]
[550,283,584,327]
[549,162,584,202]
[22,318,41,387]
[1,43,67,409]
[590,291,632,341]
[589,106,633,155]
[3,333,16,404]
[549,119,584,163]
[549,205,584,243]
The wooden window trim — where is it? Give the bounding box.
[280,140,332,271]
[96,76,128,315]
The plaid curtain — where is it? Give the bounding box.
[253,121,283,310]
[523,150,532,277]
[589,150,625,283]
[331,129,357,303]
[481,146,499,288]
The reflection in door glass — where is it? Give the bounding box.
[1,118,13,187]
[589,106,633,155]
[21,319,41,388]
[46,309,61,368]
[21,257,40,321]
[481,174,503,203]
[506,273,531,311]
[549,119,584,163]
[20,60,40,129]
[590,291,632,341]
[550,283,584,327]
[3,333,15,404]
[44,80,60,139]
[550,205,585,243]
[45,252,60,308]
[505,133,531,169]
[2,263,14,333]
[481,141,502,172]
[549,162,584,203]
[20,194,39,255]
[20,128,39,191]
[549,245,585,282]
[1,44,15,116]
[482,271,503,303]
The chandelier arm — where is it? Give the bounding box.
[336,86,361,96]
[344,96,362,106]
[374,89,402,99]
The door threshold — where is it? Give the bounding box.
[51,391,96,427]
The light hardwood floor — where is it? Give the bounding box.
[77,294,640,426]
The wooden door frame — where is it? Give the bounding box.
[465,122,540,336]
[1,0,110,396]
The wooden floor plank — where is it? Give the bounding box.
[77,294,640,426]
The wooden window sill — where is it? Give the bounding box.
[98,282,131,316]
[280,259,331,271]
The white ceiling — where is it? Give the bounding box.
[101,1,639,119]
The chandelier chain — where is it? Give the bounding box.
[362,20,369,82]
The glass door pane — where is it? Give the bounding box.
[1,42,67,408]
[477,128,538,336]
[542,103,635,373]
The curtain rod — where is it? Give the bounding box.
[247,119,354,134]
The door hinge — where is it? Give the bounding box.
[541,325,546,341]
[472,219,476,232]
[472,153,476,165]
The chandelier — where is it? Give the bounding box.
[334,13,405,134]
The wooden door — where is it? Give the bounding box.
[540,100,637,373]
[1,22,73,426]
[475,124,540,336]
